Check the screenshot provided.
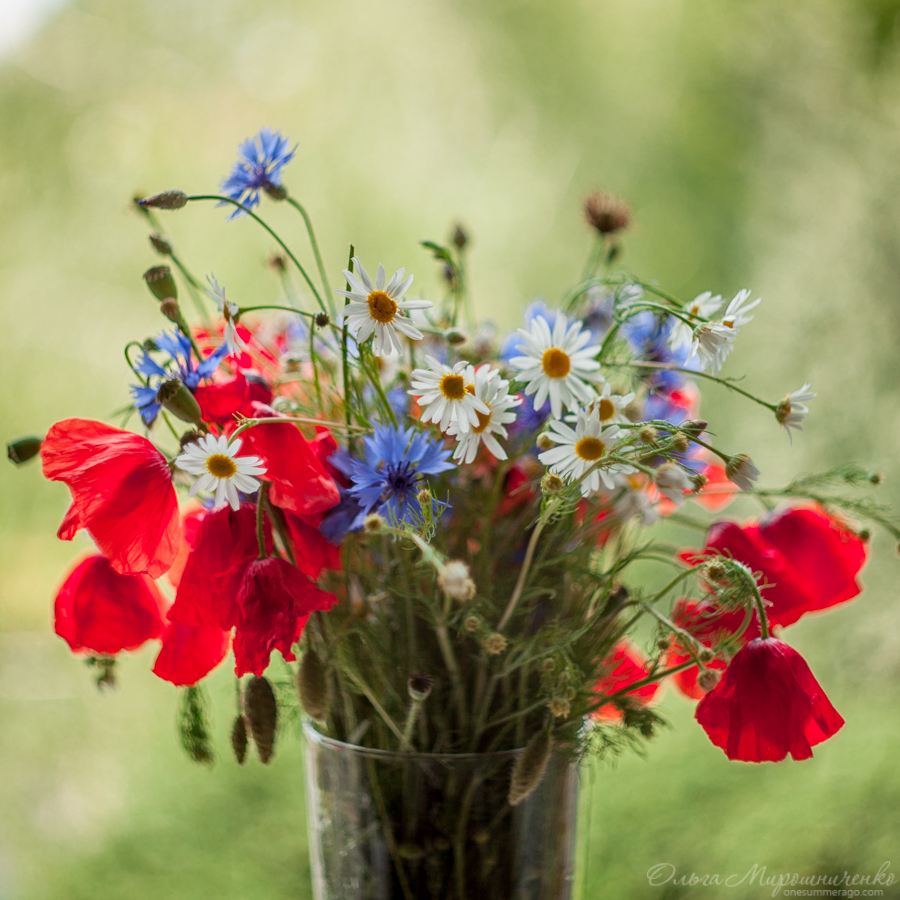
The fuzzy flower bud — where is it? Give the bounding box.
[725,453,761,492]
[7,435,42,465]
[297,649,329,721]
[547,698,571,719]
[698,647,716,664]
[541,472,564,495]
[670,433,691,454]
[443,328,468,345]
[702,559,730,585]
[697,669,721,693]
[231,715,248,765]
[583,191,631,235]
[143,265,177,301]
[156,379,203,425]
[139,190,188,210]
[417,488,432,506]
[639,426,658,445]
[536,433,555,451]
[438,560,476,601]
[263,182,287,201]
[508,731,552,806]
[407,672,434,703]
[690,472,708,493]
[363,513,384,534]
[464,615,480,634]
[483,633,508,656]
[654,462,691,506]
[680,419,708,437]
[243,675,278,764]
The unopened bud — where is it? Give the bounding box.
[363,513,384,534]
[444,328,467,345]
[702,559,730,585]
[231,715,248,765]
[139,190,188,210]
[541,472,564,494]
[160,297,182,323]
[508,731,552,806]
[536,433,555,451]
[483,633,508,656]
[452,224,468,248]
[267,253,287,273]
[156,379,203,425]
[149,233,172,256]
[698,647,715,664]
[407,672,434,702]
[144,265,178,301]
[243,675,278,764]
[438,560,476,601]
[680,419,708,436]
[7,435,42,465]
[547,697,570,718]
[697,669,721,693]
[464,615,480,634]
[639,426,657,444]
[690,473,708,493]
[624,400,643,422]
[298,649,329,721]
[314,312,330,328]
[142,337,159,352]
[263,182,287,200]
[417,488,432,506]
[725,453,761,492]
[670,433,690,453]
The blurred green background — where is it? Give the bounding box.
[2,0,900,897]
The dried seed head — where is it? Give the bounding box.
[547,697,571,719]
[541,472,565,495]
[536,433,555,451]
[464,615,480,634]
[583,191,631,235]
[231,715,248,765]
[314,312,330,328]
[363,513,384,534]
[438,561,476,602]
[243,676,278,764]
[508,731,552,806]
[297,650,329,721]
[139,190,188,210]
[483,633,508,656]
[407,672,434,702]
[698,669,721,693]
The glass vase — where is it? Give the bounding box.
[303,722,580,900]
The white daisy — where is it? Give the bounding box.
[538,408,626,497]
[654,462,692,506]
[509,313,603,419]
[206,274,247,354]
[447,366,521,463]
[725,453,760,492]
[670,291,723,349]
[566,382,634,427]
[686,289,761,375]
[175,434,267,511]
[408,357,489,433]
[335,257,432,358]
[776,383,816,444]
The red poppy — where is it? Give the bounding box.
[282,510,342,580]
[165,505,208,590]
[167,504,271,630]
[232,557,336,676]
[54,554,167,655]
[241,403,340,517]
[194,373,251,424]
[592,642,660,721]
[695,637,844,762]
[694,461,736,513]
[153,621,231,686]
[41,419,181,579]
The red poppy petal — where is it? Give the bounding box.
[165,505,208,590]
[282,510,342,580]
[592,642,659,721]
[194,373,251,424]
[152,622,231,686]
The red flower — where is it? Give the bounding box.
[194,373,251,424]
[153,621,230,686]
[167,504,270,630]
[592,642,660,721]
[695,637,844,762]
[42,419,180,578]
[241,403,340,517]
[165,505,208,590]
[283,510,342,580]
[54,554,166,655]
[233,557,336,676]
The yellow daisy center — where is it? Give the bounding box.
[206,454,237,479]
[367,290,398,324]
[542,347,571,379]
[575,437,606,462]
[596,398,616,421]
[472,405,492,434]
[440,374,466,400]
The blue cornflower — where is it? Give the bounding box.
[129,330,228,425]
[220,129,296,219]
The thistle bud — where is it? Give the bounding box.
[7,435,42,465]
[536,433,555,451]
[156,379,203,425]
[149,233,172,256]
[297,649,329,721]
[363,513,384,534]
[680,419,708,436]
[583,191,631,235]
[263,182,287,200]
[452,224,468,249]
[670,433,690,453]
[541,472,564,494]
[231,715,248,765]
[315,312,330,328]
[159,298,182,324]
[697,669,721,693]
[139,190,188,210]
[444,328,468,345]
[508,730,552,806]
[483,633,508,656]
[407,672,433,702]
[143,265,178,301]
[243,675,278,764]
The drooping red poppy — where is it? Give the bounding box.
[42,419,181,578]
[695,637,844,762]
[152,621,231,686]
[167,504,271,630]
[591,642,660,721]
[241,403,340,517]
[165,505,208,590]
[54,554,167,655]
[232,556,336,676]
[282,510,342,580]
[682,506,867,630]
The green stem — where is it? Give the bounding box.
[255,482,269,559]
[286,196,333,308]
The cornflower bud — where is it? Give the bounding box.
[483,633,508,656]
[7,435,42,465]
[243,675,278,764]
[508,731,552,806]
[583,191,631,235]
[680,419,708,436]
[438,560,476,602]
[639,426,658,444]
[725,453,761,492]
[298,649,329,721]
[536,433,555,451]
[407,672,434,702]
[697,669,721,693]
[139,190,188,210]
[547,698,570,719]
[363,513,384,534]
[231,715,248,765]
[149,233,172,256]
[541,472,564,494]
[156,379,203,425]
[144,265,177,301]
[263,182,287,200]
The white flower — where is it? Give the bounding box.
[335,257,432,358]
[776,383,816,444]
[686,289,761,374]
[510,313,603,419]
[408,356,489,433]
[654,462,692,506]
[566,382,634,427]
[206,274,247,354]
[720,289,761,331]
[175,434,266,510]
[447,366,521,463]
[538,408,628,497]
[725,453,760,492]
[613,479,660,527]
[670,291,723,350]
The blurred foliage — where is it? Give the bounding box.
[1,0,900,897]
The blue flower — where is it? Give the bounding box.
[220,129,296,219]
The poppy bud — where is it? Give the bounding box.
[7,435,42,465]
[263,182,287,200]
[156,379,203,425]
[452,224,468,249]
[144,265,178,301]
[508,730,552,806]
[159,298,182,324]
[139,190,188,210]
[243,675,278,764]
[149,233,172,256]
[680,419,708,436]
[298,649,329,721]
[407,672,433,702]
[231,714,248,765]
[444,328,467,345]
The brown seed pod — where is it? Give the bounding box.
[231,715,248,765]
[243,676,278,764]
[297,650,329,721]
[508,730,552,807]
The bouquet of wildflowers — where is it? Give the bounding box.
[10,127,895,787]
